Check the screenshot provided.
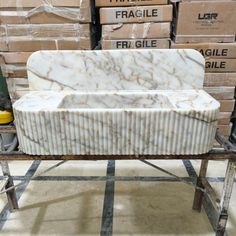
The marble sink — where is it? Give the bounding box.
[14,90,219,155]
[13,49,220,155]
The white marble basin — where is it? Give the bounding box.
[13,90,219,155]
[13,49,220,155]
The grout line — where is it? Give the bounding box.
[182,160,229,236]
[0,160,41,230]
[100,160,115,236]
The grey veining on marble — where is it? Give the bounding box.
[13,49,219,155]
[27,49,205,91]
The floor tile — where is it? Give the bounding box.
[191,160,228,178]
[113,181,214,235]
[1,181,105,236]
[3,161,34,176]
[116,160,188,177]
[34,160,108,176]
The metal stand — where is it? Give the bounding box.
[193,158,236,236]
[192,131,236,236]
[193,160,209,212]
[217,159,236,236]
[0,161,18,211]
[0,126,235,236]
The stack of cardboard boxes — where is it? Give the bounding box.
[0,0,94,102]
[96,0,173,49]
[171,0,236,138]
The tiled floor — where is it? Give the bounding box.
[0,160,235,236]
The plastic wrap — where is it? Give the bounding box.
[101,22,171,49]
[102,22,170,40]
[0,0,94,52]
[0,23,93,52]
[0,0,92,23]
[0,0,95,101]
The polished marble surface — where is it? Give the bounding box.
[27,49,205,91]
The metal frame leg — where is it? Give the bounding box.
[0,161,18,211]
[216,159,236,236]
[193,160,209,212]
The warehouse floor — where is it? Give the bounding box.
[0,160,235,236]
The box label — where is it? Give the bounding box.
[193,12,223,30]
[115,9,159,19]
[206,61,226,69]
[116,39,163,48]
[102,39,169,49]
[171,42,236,58]
[100,5,172,24]
[205,59,236,72]
[200,48,228,57]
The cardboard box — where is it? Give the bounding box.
[204,73,236,87]
[100,5,173,24]
[219,112,232,125]
[174,35,235,44]
[102,38,170,49]
[6,77,29,101]
[219,100,235,112]
[171,42,236,58]
[204,87,235,100]
[0,24,91,38]
[102,22,170,39]
[0,37,92,52]
[0,7,91,24]
[205,59,236,72]
[174,1,236,43]
[95,0,168,7]
[1,64,27,78]
[218,124,232,136]
[0,52,33,64]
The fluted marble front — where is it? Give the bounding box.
[13,90,219,155]
[27,49,205,91]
